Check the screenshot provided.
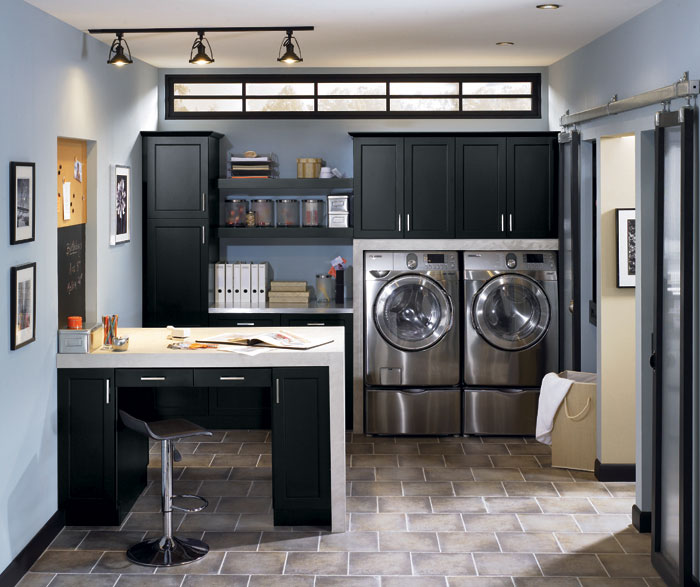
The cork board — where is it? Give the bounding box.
[57,138,87,227]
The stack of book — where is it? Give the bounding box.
[268,281,310,303]
[230,155,276,179]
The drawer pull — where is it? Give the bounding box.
[237,322,255,326]
[220,376,245,381]
[307,322,325,326]
[105,379,110,404]
[276,379,280,404]
[140,376,166,381]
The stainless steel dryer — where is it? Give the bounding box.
[365,251,461,435]
[463,251,559,435]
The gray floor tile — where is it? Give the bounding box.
[195,442,242,454]
[471,469,524,482]
[491,456,541,469]
[614,532,651,554]
[462,514,522,532]
[430,497,486,513]
[555,532,624,553]
[497,532,561,553]
[407,513,464,531]
[48,530,88,550]
[589,497,635,514]
[319,532,379,552]
[258,531,320,551]
[413,552,477,575]
[474,552,541,576]
[347,497,378,513]
[352,481,403,496]
[217,497,271,514]
[462,444,509,455]
[155,551,225,574]
[453,482,507,497]
[536,553,608,577]
[15,574,55,587]
[349,551,412,575]
[229,467,272,480]
[93,552,157,574]
[316,577,380,587]
[249,576,315,586]
[517,515,580,533]
[419,443,464,454]
[203,531,261,551]
[553,482,612,497]
[376,468,425,481]
[597,553,660,577]
[285,551,348,574]
[438,532,500,553]
[373,443,420,454]
[220,551,286,574]
[179,513,241,532]
[235,513,279,532]
[180,467,233,480]
[383,577,447,587]
[351,513,407,532]
[353,455,399,468]
[484,497,542,514]
[49,575,120,587]
[398,455,446,468]
[378,496,432,513]
[347,468,377,481]
[507,444,551,456]
[115,576,184,586]
[445,455,493,468]
[536,498,596,514]
[403,482,454,496]
[520,469,573,482]
[448,578,513,586]
[424,468,474,482]
[198,480,252,497]
[378,531,439,552]
[573,514,634,533]
[77,531,146,551]
[30,550,104,574]
[224,430,268,442]
[503,482,558,497]
[183,576,249,586]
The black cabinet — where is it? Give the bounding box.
[271,367,331,526]
[58,369,145,526]
[209,314,280,328]
[353,136,455,239]
[144,219,209,327]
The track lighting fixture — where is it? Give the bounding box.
[277,30,303,64]
[90,26,313,68]
[107,32,133,66]
[189,31,215,65]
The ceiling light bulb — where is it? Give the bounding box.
[189,32,214,65]
[536,3,561,8]
[496,41,515,46]
[108,33,133,66]
[277,30,303,64]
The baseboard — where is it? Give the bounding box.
[632,504,651,533]
[0,511,64,587]
[594,459,636,482]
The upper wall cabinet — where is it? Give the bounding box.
[353,137,455,239]
[142,132,222,219]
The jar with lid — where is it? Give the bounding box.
[302,199,324,227]
[315,274,334,303]
[224,197,248,227]
[276,199,300,227]
[251,199,274,227]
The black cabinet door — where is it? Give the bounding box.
[58,369,117,525]
[507,137,557,238]
[144,219,208,327]
[144,136,208,218]
[405,137,455,238]
[208,314,280,328]
[271,367,331,526]
[456,137,507,238]
[354,137,404,238]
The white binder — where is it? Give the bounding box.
[225,263,234,306]
[233,263,241,305]
[214,262,225,305]
[250,263,259,305]
[240,262,251,304]
[257,263,268,304]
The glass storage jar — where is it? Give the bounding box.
[302,199,324,227]
[224,197,248,227]
[251,199,274,227]
[315,274,334,303]
[276,199,300,227]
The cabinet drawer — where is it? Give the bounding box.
[209,315,279,327]
[194,368,271,388]
[282,318,346,328]
[116,369,193,388]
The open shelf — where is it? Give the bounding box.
[218,178,354,193]
[216,226,353,244]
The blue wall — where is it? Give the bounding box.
[0,1,157,573]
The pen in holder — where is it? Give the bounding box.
[103,314,118,348]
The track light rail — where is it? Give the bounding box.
[88,26,314,34]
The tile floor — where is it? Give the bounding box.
[20,430,661,586]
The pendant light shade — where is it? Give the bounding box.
[277,30,303,64]
[189,32,214,65]
[108,33,133,66]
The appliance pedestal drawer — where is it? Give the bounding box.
[365,388,461,435]
[463,388,539,436]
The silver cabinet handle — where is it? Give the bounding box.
[201,226,206,245]
[407,214,410,232]
[275,379,280,404]
[105,379,110,404]
[501,214,505,232]
[237,322,255,326]
[220,376,245,381]
[202,193,206,211]
[398,214,401,232]
[509,214,513,232]
[140,376,166,381]
[307,322,325,326]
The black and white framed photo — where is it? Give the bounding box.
[10,162,35,244]
[616,208,636,288]
[11,262,36,350]
[110,164,130,245]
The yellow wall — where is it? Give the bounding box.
[599,135,636,464]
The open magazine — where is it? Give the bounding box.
[196,329,334,350]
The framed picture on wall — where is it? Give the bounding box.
[616,208,636,288]
[11,262,36,350]
[110,164,130,245]
[10,162,35,244]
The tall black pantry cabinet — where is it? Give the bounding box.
[142,132,222,327]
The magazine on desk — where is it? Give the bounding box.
[196,329,334,350]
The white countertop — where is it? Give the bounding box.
[56,327,345,369]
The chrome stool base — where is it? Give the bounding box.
[126,536,209,567]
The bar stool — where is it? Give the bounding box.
[119,410,212,566]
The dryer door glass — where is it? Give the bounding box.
[473,274,551,351]
[374,274,453,351]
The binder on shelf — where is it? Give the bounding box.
[240,262,251,304]
[225,263,234,306]
[214,262,225,305]
[250,263,259,304]
[257,262,268,304]
[233,263,242,305]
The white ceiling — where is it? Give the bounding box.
[26,0,661,69]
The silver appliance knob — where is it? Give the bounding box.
[505,253,517,269]
[406,253,418,270]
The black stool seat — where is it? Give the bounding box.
[119,410,211,567]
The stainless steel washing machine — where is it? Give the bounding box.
[365,251,461,435]
[463,251,559,435]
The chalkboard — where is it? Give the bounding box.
[58,223,85,328]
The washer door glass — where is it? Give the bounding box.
[374,274,453,351]
[473,274,551,351]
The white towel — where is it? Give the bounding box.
[536,372,574,445]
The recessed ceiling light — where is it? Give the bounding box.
[536,3,561,8]
[496,41,515,46]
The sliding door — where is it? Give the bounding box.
[651,106,697,587]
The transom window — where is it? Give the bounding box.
[165,74,540,119]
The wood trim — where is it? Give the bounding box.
[632,504,651,533]
[0,511,64,587]
[594,458,636,482]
